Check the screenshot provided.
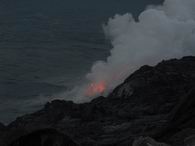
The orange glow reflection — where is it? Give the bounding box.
[85,81,106,96]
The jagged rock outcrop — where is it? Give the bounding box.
[1,56,195,146]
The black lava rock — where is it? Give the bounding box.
[1,56,195,146]
[8,128,78,146]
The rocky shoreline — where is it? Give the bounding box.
[0,56,195,146]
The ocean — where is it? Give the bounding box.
[0,0,163,124]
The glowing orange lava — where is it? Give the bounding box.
[85,81,106,96]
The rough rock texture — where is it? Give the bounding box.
[157,88,195,146]
[132,136,170,146]
[1,56,195,146]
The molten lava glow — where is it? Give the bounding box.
[85,81,106,97]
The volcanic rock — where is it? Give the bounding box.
[132,136,170,146]
[1,56,195,146]
[8,128,78,146]
[0,122,5,131]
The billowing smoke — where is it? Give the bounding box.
[73,0,195,102]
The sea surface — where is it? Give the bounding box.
[0,0,163,124]
[0,10,112,123]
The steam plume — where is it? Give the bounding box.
[74,0,195,102]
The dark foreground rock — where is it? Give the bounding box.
[132,136,170,146]
[9,129,78,146]
[0,123,5,131]
[1,56,195,146]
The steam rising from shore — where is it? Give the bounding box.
[72,0,195,102]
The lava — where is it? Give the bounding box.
[85,81,106,97]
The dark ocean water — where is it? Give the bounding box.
[0,0,163,124]
[0,9,113,123]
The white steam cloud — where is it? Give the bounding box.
[73,0,195,102]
